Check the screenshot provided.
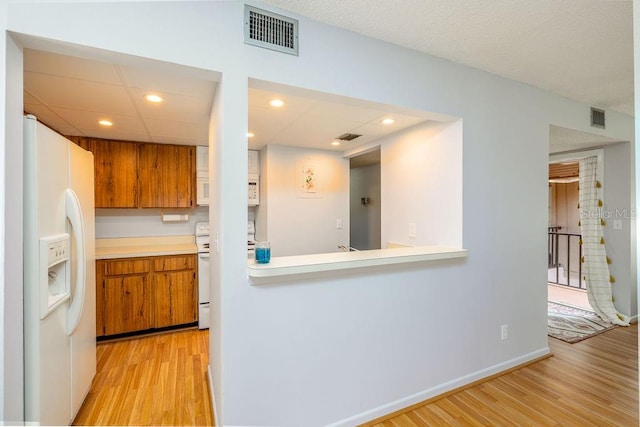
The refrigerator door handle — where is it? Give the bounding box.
[65,188,86,335]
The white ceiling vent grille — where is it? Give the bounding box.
[244,5,299,56]
[591,107,605,129]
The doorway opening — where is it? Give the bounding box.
[349,148,381,251]
[547,160,589,310]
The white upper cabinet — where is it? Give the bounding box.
[196,146,209,206]
[248,150,259,175]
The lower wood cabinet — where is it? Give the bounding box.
[96,254,197,337]
[153,256,198,328]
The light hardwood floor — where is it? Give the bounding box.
[73,328,213,426]
[73,324,637,426]
[365,325,638,426]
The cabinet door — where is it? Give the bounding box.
[138,144,195,208]
[154,270,197,328]
[97,259,151,336]
[73,137,138,208]
[103,274,152,335]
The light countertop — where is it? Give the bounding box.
[248,245,467,279]
[95,235,197,260]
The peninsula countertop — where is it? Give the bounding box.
[248,245,468,279]
[95,235,197,260]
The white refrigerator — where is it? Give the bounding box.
[23,115,96,425]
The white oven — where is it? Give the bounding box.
[248,220,256,259]
[195,222,210,329]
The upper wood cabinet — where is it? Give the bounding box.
[72,137,138,208]
[70,136,195,208]
[138,144,195,208]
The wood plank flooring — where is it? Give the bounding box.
[72,328,213,426]
[72,324,637,426]
[365,324,638,426]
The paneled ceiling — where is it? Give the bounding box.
[23,49,216,146]
[23,49,437,152]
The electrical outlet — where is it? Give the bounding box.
[501,324,508,340]
[614,220,622,230]
[336,219,343,229]
[409,222,417,238]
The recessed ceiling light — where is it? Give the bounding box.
[269,99,285,108]
[145,94,163,103]
[331,141,341,146]
[382,118,395,125]
[98,119,113,127]
[247,132,255,138]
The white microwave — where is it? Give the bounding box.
[249,174,259,206]
[197,177,209,206]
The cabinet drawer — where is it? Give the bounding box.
[103,259,151,276]
[154,255,196,272]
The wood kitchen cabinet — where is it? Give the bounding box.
[96,254,198,338]
[70,137,138,208]
[70,136,195,209]
[153,256,198,328]
[138,144,195,208]
[96,259,153,336]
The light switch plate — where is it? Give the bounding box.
[409,222,417,238]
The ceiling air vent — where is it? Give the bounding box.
[591,107,605,129]
[336,133,362,142]
[244,5,299,56]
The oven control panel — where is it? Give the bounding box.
[195,222,210,236]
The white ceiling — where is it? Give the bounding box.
[23,49,216,146]
[260,0,634,117]
[22,0,634,153]
[23,49,437,152]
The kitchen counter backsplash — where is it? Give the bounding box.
[95,207,208,239]
[95,235,197,259]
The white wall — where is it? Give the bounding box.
[381,120,463,248]
[95,207,209,238]
[602,142,635,317]
[259,144,349,256]
[2,28,25,423]
[635,0,640,335]
[3,1,636,426]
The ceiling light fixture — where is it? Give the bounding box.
[98,119,113,127]
[247,132,255,138]
[331,141,341,146]
[269,99,285,107]
[382,118,395,125]
[145,94,163,103]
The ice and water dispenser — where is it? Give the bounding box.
[39,234,71,319]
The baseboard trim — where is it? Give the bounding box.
[207,365,218,426]
[326,347,552,427]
